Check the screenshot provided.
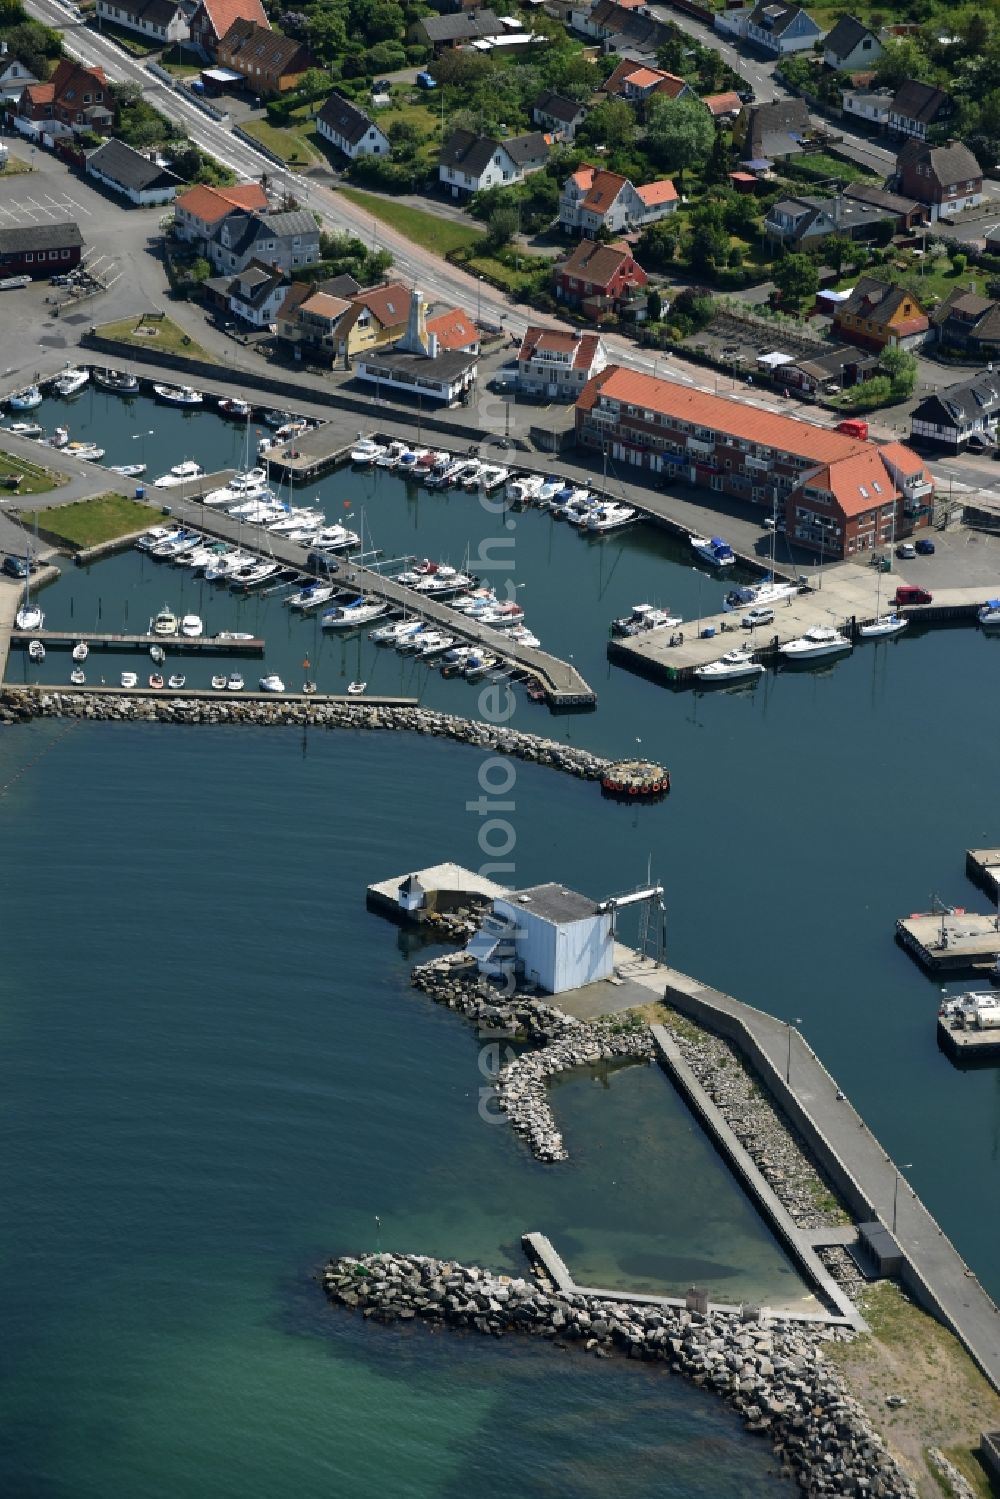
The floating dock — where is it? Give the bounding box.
[966,848,1000,903]
[938,1015,1000,1064]
[9,630,265,656]
[895,910,1000,974]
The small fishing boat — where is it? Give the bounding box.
[180,614,204,638]
[108,463,147,478]
[978,599,1000,627]
[153,384,203,406]
[151,606,178,638]
[215,631,254,642]
[92,369,139,395]
[350,436,385,466]
[167,673,186,689]
[218,397,251,418]
[53,366,89,397]
[695,648,764,683]
[3,421,43,438]
[72,642,89,662]
[48,426,69,449]
[263,409,292,428]
[691,534,735,568]
[859,614,908,639]
[259,673,285,692]
[9,385,42,410]
[148,673,165,689]
[149,644,166,664]
[28,639,45,661]
[347,681,367,695]
[120,671,138,688]
[211,674,227,690]
[227,672,245,691]
[611,603,681,637]
[65,441,105,461]
[70,667,86,686]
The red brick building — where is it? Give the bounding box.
[188,0,268,56]
[216,19,311,95]
[555,239,648,320]
[17,59,112,138]
[574,366,934,556]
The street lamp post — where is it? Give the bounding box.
[892,1162,913,1236]
[786,1016,802,1084]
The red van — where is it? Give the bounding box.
[836,418,869,440]
[894,585,933,606]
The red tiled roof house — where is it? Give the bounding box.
[555,238,648,319]
[17,60,112,138]
[559,164,677,235]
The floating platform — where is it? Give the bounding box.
[10,630,265,656]
[896,911,1000,974]
[600,759,670,799]
[966,848,1000,904]
[938,1016,1000,1065]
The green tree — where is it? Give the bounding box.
[874,37,933,90]
[824,234,852,277]
[645,94,714,187]
[635,218,678,270]
[880,347,918,398]
[772,253,819,305]
[949,248,968,274]
[703,128,732,187]
[575,98,636,153]
[190,257,211,283]
[485,203,519,250]
[646,287,663,322]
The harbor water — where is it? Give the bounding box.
[2,388,1000,1496]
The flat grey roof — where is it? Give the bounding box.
[504,882,601,923]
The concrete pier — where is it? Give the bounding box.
[630,965,1000,1394]
[8,629,265,656]
[141,492,597,709]
[937,1014,1000,1064]
[895,910,1000,974]
[366,862,508,925]
[966,848,1000,903]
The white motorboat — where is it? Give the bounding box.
[214,632,254,642]
[310,526,358,552]
[691,534,735,568]
[611,603,681,637]
[28,639,45,661]
[180,614,203,638]
[978,599,1000,626]
[53,367,89,397]
[48,426,69,449]
[233,561,280,588]
[70,667,86,686]
[150,644,166,664]
[347,681,367,695]
[508,474,543,504]
[120,671,138,688]
[136,527,177,551]
[321,597,388,629]
[779,626,852,661]
[72,642,89,661]
[478,601,524,630]
[859,614,908,639]
[151,606,179,638]
[167,673,186,689]
[464,652,498,678]
[227,672,245,691]
[148,672,164,690]
[724,580,798,612]
[204,551,250,582]
[259,673,285,692]
[218,397,251,419]
[375,439,409,469]
[9,385,42,410]
[508,624,540,648]
[350,436,385,466]
[108,463,147,479]
[263,408,291,429]
[267,507,325,535]
[695,648,765,683]
[3,421,43,438]
[227,499,285,525]
[372,619,422,645]
[587,504,636,533]
[211,674,227,690]
[417,632,455,657]
[154,384,203,406]
[478,464,510,492]
[202,470,271,506]
[154,460,204,488]
[414,567,474,598]
[459,460,483,489]
[16,604,44,631]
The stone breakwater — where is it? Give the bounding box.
[412,954,653,1162]
[0,690,607,780]
[323,1251,916,1499]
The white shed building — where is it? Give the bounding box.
[469,882,614,994]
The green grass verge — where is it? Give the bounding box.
[0,153,33,175]
[339,186,483,257]
[241,118,322,169]
[784,150,880,185]
[96,315,218,364]
[20,494,150,548]
[88,18,153,54]
[463,252,548,295]
[0,450,60,495]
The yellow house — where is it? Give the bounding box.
[277,280,413,365]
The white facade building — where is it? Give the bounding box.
[470,883,615,995]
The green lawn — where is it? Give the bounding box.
[786,150,880,185]
[241,117,323,170]
[464,252,547,295]
[158,44,202,77]
[88,18,153,54]
[20,494,151,549]
[833,256,990,306]
[0,450,60,496]
[339,187,483,257]
[97,315,218,363]
[0,152,32,176]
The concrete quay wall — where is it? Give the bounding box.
[661,968,1000,1394]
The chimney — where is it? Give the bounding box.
[398,287,430,355]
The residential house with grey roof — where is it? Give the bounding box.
[930,287,1000,359]
[764,192,895,247]
[889,80,953,140]
[822,14,881,71]
[744,0,824,56]
[910,372,1000,452]
[84,138,182,206]
[207,207,320,273]
[415,9,504,50]
[895,138,982,221]
[316,93,390,160]
[94,0,190,44]
[531,90,587,141]
[737,97,813,161]
[438,127,547,198]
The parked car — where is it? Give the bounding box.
[915,538,936,555]
[742,606,775,628]
[2,555,30,578]
[50,273,71,286]
[894,585,933,606]
[416,71,437,89]
[896,542,916,559]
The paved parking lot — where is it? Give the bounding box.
[0,182,96,225]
